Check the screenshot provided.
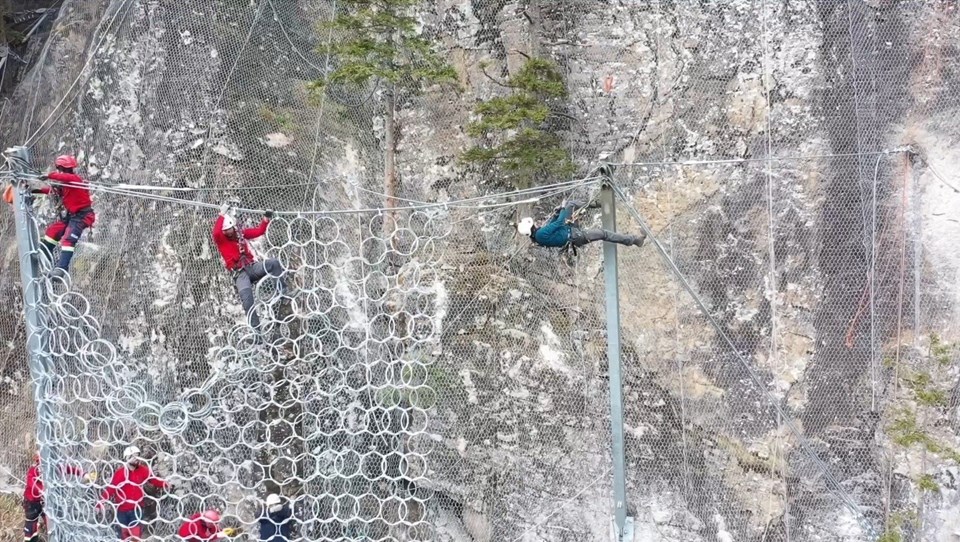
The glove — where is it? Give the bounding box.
[38,174,48,181]
[264,209,274,219]
[219,202,231,216]
[84,471,98,483]
[220,527,238,537]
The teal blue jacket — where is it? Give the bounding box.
[532,207,572,247]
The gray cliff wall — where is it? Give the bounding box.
[0,1,959,541]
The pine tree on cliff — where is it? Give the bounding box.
[462,57,575,190]
[310,0,457,231]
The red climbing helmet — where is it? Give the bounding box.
[54,155,78,169]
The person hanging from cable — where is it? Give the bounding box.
[212,202,287,335]
[30,154,96,278]
[23,450,95,542]
[97,446,171,541]
[178,510,238,541]
[517,198,645,255]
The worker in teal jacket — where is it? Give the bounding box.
[518,200,644,249]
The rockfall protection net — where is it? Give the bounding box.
[0,0,957,541]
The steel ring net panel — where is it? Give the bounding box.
[25,206,450,542]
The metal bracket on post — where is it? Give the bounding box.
[599,170,634,542]
[7,146,57,539]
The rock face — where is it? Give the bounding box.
[1,0,959,540]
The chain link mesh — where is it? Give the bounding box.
[0,0,956,541]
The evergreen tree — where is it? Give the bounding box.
[462,58,575,189]
[311,0,456,222]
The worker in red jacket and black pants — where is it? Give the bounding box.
[23,451,89,542]
[97,446,170,540]
[212,203,286,333]
[32,155,95,277]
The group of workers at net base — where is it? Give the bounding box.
[8,155,648,540]
[23,446,293,541]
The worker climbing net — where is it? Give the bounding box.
[9,155,453,540]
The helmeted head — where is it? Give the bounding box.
[201,509,221,526]
[33,451,40,465]
[54,155,78,172]
[266,493,283,514]
[517,217,535,237]
[222,213,238,240]
[122,445,140,466]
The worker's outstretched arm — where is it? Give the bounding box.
[60,463,83,477]
[242,218,269,240]
[146,468,169,490]
[46,172,84,186]
[100,482,116,503]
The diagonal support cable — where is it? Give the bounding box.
[609,181,878,539]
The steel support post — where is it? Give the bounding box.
[7,146,57,538]
[600,175,634,541]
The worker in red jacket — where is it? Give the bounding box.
[212,203,286,333]
[97,446,170,540]
[178,510,237,541]
[31,155,95,277]
[23,451,92,542]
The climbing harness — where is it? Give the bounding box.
[556,193,601,262]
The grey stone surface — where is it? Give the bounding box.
[1,1,959,540]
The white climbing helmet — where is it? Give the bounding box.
[123,445,140,462]
[517,217,535,236]
[265,493,281,507]
[222,214,237,231]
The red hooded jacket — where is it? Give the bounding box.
[24,461,83,503]
[100,463,168,512]
[24,464,44,503]
[178,513,221,540]
[212,215,269,271]
[36,172,93,213]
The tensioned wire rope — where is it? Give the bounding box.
[40,147,911,201]
[610,182,877,538]
[608,147,911,168]
[759,2,791,539]
[24,0,137,149]
[16,174,603,216]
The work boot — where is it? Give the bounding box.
[632,233,646,247]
